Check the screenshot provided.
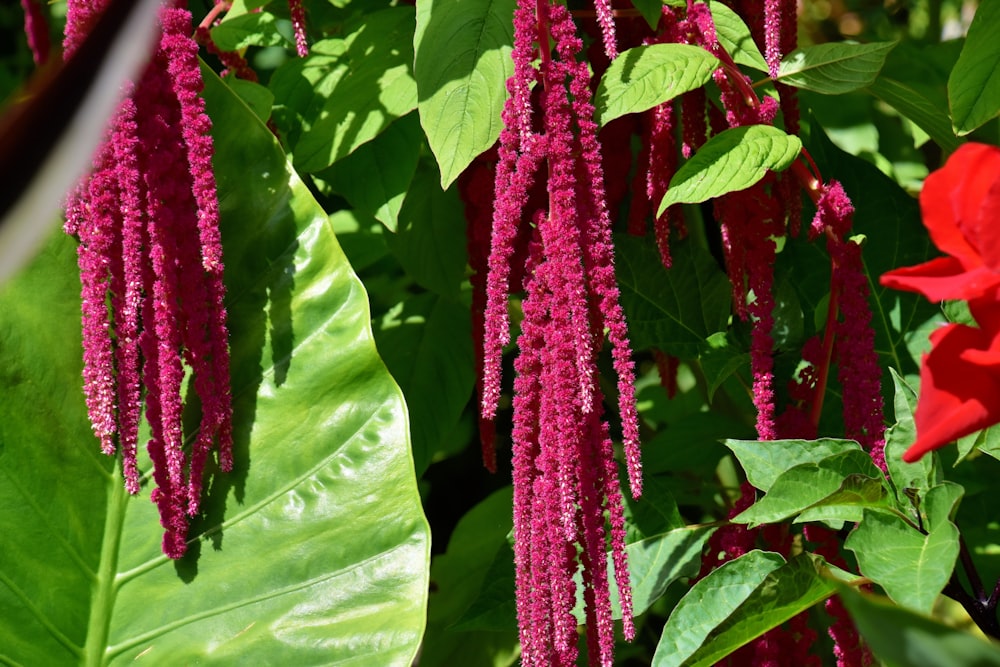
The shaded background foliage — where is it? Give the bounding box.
[3,0,1000,665]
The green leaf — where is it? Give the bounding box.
[838,585,1000,667]
[885,369,937,499]
[680,554,848,667]
[615,234,731,358]
[450,541,518,632]
[732,450,890,527]
[699,332,750,402]
[776,41,896,95]
[724,438,862,492]
[0,66,429,664]
[845,509,959,614]
[225,78,275,123]
[211,11,289,51]
[867,76,962,153]
[711,3,767,72]
[632,0,665,29]
[623,471,685,543]
[374,293,475,475]
[316,112,423,232]
[421,487,520,667]
[272,7,419,173]
[595,44,719,126]
[922,482,964,534]
[652,550,786,667]
[384,161,468,297]
[658,125,801,213]
[414,0,515,189]
[948,0,1000,135]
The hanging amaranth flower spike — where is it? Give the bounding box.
[64,0,233,559]
[482,1,639,665]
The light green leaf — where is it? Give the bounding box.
[658,125,801,212]
[374,293,475,475]
[776,41,896,95]
[838,585,1000,667]
[211,11,288,51]
[948,0,1000,135]
[681,554,849,667]
[414,0,515,189]
[316,112,423,232]
[595,44,719,126]
[711,3,767,72]
[273,7,419,173]
[0,66,429,664]
[615,234,731,358]
[724,438,862,492]
[653,550,786,667]
[845,509,959,614]
[732,450,890,527]
[922,482,964,534]
[885,368,937,497]
[225,78,275,123]
[867,76,962,153]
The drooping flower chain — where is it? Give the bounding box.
[64,0,232,559]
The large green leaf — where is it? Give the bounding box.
[210,11,288,51]
[724,438,862,492]
[845,509,958,614]
[678,554,847,667]
[270,7,418,173]
[658,125,801,212]
[652,550,786,666]
[776,42,896,95]
[711,3,767,72]
[615,234,731,359]
[0,66,429,665]
[948,0,1000,135]
[594,44,719,126]
[867,76,962,153]
[838,585,1000,667]
[414,0,515,189]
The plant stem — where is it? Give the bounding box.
[83,465,128,667]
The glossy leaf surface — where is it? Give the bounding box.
[777,41,896,95]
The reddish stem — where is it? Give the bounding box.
[198,1,230,31]
[809,255,840,429]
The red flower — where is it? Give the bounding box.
[881,143,1000,462]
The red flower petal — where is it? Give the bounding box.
[880,257,1000,302]
[904,322,1000,462]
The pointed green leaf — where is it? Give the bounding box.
[210,11,288,51]
[632,0,665,29]
[316,113,423,232]
[680,554,849,667]
[658,125,801,212]
[845,509,959,614]
[724,438,862,492]
[885,369,937,497]
[948,0,1000,135]
[595,44,719,126]
[699,332,750,403]
[0,65,430,665]
[652,550,786,667]
[225,78,275,123]
[414,0,515,189]
[615,234,731,358]
[867,76,961,153]
[272,7,419,173]
[776,41,896,95]
[732,450,889,527]
[711,3,767,72]
[837,585,1000,667]
[923,482,964,534]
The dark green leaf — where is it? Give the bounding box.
[615,234,731,358]
[867,76,961,153]
[225,78,275,123]
[948,0,1000,135]
[414,0,515,188]
[838,585,1000,666]
[652,550,786,667]
[659,125,801,212]
[272,8,418,173]
[724,438,862,492]
[845,509,958,613]
[777,42,896,95]
[711,3,767,72]
[0,65,429,664]
[211,11,288,51]
[316,112,423,232]
[595,44,719,126]
[632,0,665,29]
[374,293,475,475]
[699,332,750,402]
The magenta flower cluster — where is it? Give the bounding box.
[480,1,641,664]
[64,0,233,559]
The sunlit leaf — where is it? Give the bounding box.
[711,3,767,72]
[777,41,896,95]
[948,0,1000,135]
[724,438,862,492]
[211,11,288,51]
[0,64,429,665]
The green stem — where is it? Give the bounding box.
[84,464,128,667]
